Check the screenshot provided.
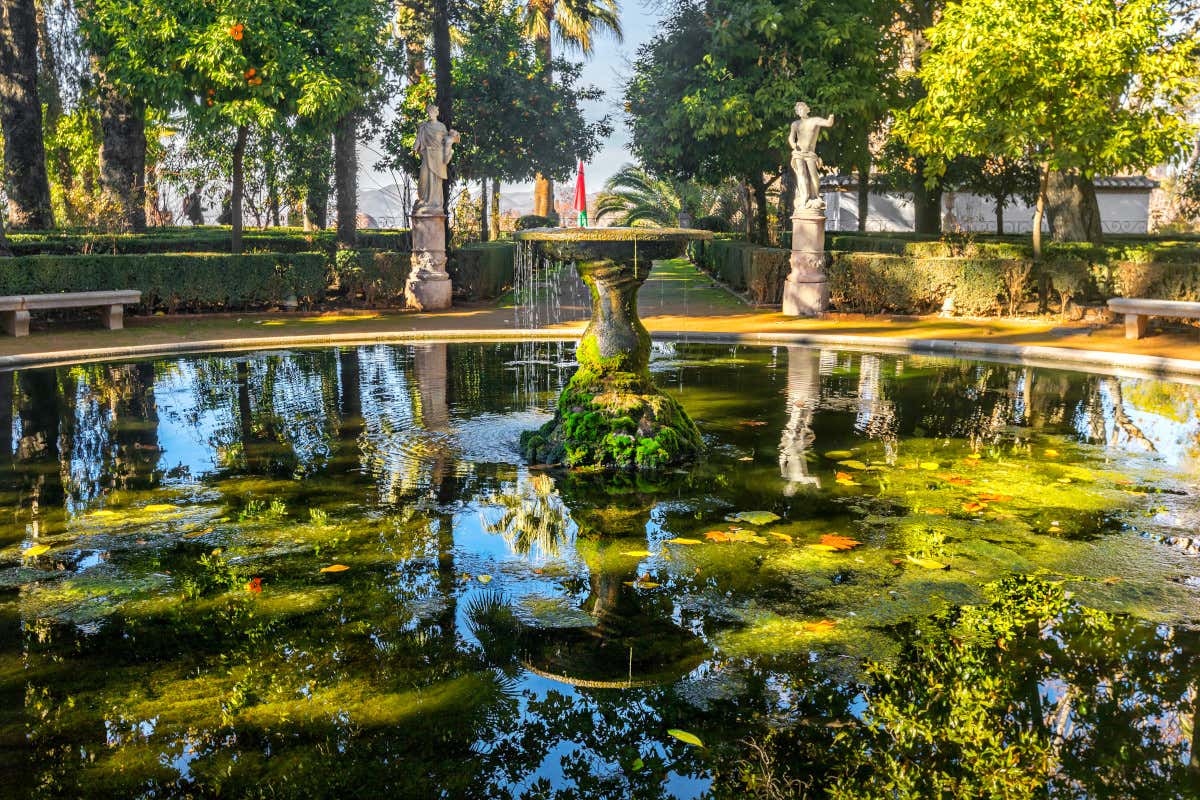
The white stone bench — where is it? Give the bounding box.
[0,290,142,337]
[1108,297,1200,340]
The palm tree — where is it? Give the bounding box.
[522,0,621,218]
[593,163,740,227]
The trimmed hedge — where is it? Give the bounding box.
[335,249,411,306]
[448,241,514,300]
[0,252,328,311]
[5,226,412,257]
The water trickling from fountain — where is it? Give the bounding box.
[510,240,590,405]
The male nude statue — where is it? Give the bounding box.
[789,102,835,211]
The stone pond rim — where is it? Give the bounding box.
[514,227,714,472]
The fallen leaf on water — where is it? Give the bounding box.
[667,729,704,748]
[624,579,661,589]
[621,550,654,557]
[962,501,988,513]
[1057,477,1073,484]
[727,531,768,544]
[769,532,793,543]
[836,478,860,487]
[246,577,263,593]
[919,461,940,471]
[630,756,644,771]
[1044,449,1060,458]
[801,619,837,633]
[1102,576,1122,584]
[144,504,180,513]
[705,530,732,543]
[837,459,868,470]
[835,471,854,481]
[942,475,973,486]
[906,554,948,570]
[477,574,493,584]
[977,493,1012,503]
[730,510,781,526]
[183,528,214,538]
[665,537,702,545]
[965,453,982,461]
[824,450,854,460]
[818,534,861,551]
[739,420,768,427]
[808,543,837,552]
[89,509,119,518]
[925,507,947,515]
[22,544,50,559]
[320,564,350,573]
[738,456,754,461]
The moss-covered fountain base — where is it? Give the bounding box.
[515,227,712,470]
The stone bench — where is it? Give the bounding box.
[1108,297,1200,340]
[0,290,142,337]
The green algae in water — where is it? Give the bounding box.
[1,342,1200,798]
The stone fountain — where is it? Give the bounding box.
[514,227,712,471]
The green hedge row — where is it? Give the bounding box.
[334,249,411,306]
[0,252,328,311]
[690,238,1200,315]
[448,242,514,300]
[5,226,412,256]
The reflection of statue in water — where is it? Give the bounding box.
[780,347,823,494]
[789,102,835,211]
[414,104,460,213]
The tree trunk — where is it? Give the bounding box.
[334,111,358,247]
[490,179,501,239]
[0,0,53,228]
[432,0,453,215]
[480,178,489,242]
[0,216,10,256]
[532,11,555,219]
[912,157,942,235]
[1033,164,1049,261]
[1045,170,1103,244]
[857,162,870,232]
[231,124,248,254]
[97,76,147,231]
[264,133,280,228]
[749,175,769,245]
[779,168,795,239]
[304,133,330,230]
[995,195,1004,235]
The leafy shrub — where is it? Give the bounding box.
[0,252,328,311]
[336,249,410,306]
[1041,257,1094,318]
[516,215,554,230]
[5,226,411,257]
[1111,261,1200,303]
[693,215,732,232]
[449,242,514,300]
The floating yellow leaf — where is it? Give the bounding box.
[22,544,50,559]
[942,475,973,486]
[837,459,868,470]
[906,554,948,570]
[667,729,704,747]
[665,537,702,545]
[727,531,768,544]
[477,574,493,584]
[977,493,1012,503]
[1044,449,1060,458]
[144,504,180,513]
[807,543,838,551]
[768,532,793,543]
[962,501,988,513]
[183,527,213,538]
[1057,477,1072,484]
[824,450,853,460]
[965,453,982,461]
[801,619,837,633]
[624,579,660,589]
[621,550,654,557]
[919,461,940,471]
[705,530,732,543]
[89,509,119,518]
[320,564,350,573]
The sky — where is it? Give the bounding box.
[355,0,665,204]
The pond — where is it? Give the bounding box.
[2,341,1200,798]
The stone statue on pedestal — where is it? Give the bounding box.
[414,104,460,213]
[789,102,835,211]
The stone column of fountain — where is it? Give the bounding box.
[514,228,711,471]
[406,105,458,311]
[782,101,835,317]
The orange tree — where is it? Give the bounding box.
[82,0,390,251]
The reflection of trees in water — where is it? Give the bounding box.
[484,473,573,559]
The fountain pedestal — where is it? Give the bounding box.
[782,209,828,317]
[406,211,453,311]
[515,228,711,471]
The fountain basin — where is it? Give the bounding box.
[514,227,713,471]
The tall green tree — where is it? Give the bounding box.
[521,0,620,218]
[0,0,54,228]
[626,0,900,242]
[897,0,1198,252]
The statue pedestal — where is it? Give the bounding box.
[406,211,453,311]
[782,209,828,317]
